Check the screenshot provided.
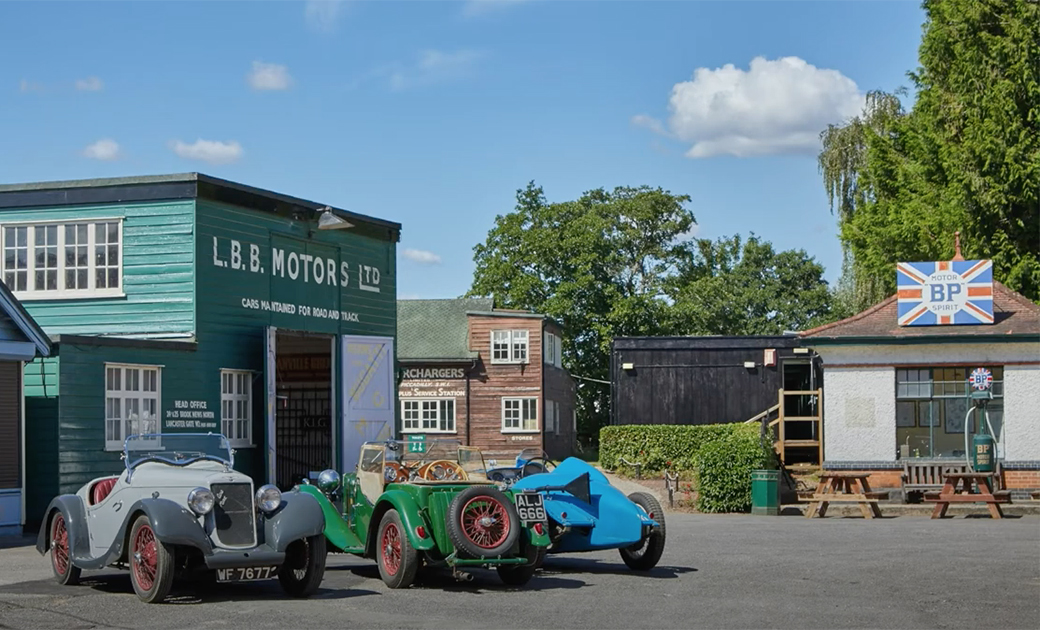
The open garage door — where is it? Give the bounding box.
[340,335,395,472]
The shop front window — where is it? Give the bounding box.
[105,364,161,451]
[896,367,1003,459]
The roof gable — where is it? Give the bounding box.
[801,282,1040,342]
[0,280,51,356]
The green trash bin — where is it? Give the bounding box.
[751,469,780,515]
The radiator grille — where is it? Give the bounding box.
[212,483,256,547]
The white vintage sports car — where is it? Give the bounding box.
[36,433,328,603]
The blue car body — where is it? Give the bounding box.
[510,457,660,553]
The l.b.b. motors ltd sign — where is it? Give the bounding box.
[896,259,994,326]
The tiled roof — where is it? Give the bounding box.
[800,281,1040,341]
[397,298,494,361]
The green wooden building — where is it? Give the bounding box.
[0,174,401,530]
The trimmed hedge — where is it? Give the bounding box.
[600,424,772,513]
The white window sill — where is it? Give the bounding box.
[402,429,458,434]
[16,290,126,302]
[501,429,540,434]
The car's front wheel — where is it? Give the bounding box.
[129,514,175,603]
[49,511,81,586]
[278,534,327,597]
[376,509,418,589]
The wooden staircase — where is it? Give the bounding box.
[744,388,823,466]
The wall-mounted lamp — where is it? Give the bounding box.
[793,347,809,355]
[621,362,634,371]
[743,361,756,369]
[317,206,354,230]
[764,348,777,367]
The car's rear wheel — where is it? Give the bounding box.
[496,539,545,586]
[129,514,175,603]
[447,486,520,559]
[278,534,327,597]
[376,509,418,589]
[49,511,81,586]
[619,492,666,571]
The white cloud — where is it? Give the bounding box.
[462,0,531,17]
[75,76,104,92]
[170,139,243,164]
[384,49,483,91]
[402,249,442,265]
[82,138,121,161]
[305,0,346,32]
[635,56,866,158]
[19,79,43,93]
[248,61,293,91]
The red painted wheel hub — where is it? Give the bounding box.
[381,522,401,576]
[132,524,158,591]
[460,496,510,549]
[51,514,70,575]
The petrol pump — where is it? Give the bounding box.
[965,367,997,473]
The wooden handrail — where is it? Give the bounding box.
[743,403,780,424]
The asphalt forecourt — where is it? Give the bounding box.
[1,513,1037,629]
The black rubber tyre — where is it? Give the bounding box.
[496,540,545,586]
[49,511,81,586]
[129,514,175,603]
[376,510,418,589]
[619,492,666,571]
[446,485,521,559]
[278,534,327,597]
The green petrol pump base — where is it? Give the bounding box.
[751,469,780,515]
[973,433,996,473]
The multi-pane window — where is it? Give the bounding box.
[491,330,528,364]
[105,364,160,451]
[502,397,538,432]
[1,220,122,298]
[544,400,559,435]
[401,399,455,433]
[221,370,252,446]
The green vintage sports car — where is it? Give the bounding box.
[299,439,552,588]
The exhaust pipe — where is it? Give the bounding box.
[454,570,475,582]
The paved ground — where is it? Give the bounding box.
[1,514,1037,630]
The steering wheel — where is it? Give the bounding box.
[383,461,410,484]
[521,458,556,477]
[421,460,468,481]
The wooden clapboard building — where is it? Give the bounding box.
[396,298,577,460]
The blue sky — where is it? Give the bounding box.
[1,0,926,299]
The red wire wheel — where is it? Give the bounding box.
[375,510,418,589]
[49,512,80,585]
[447,485,520,559]
[128,514,174,603]
[381,520,402,576]
[132,522,158,592]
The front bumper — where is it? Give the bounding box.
[203,545,286,570]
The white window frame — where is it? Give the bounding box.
[220,369,253,448]
[544,399,559,435]
[502,397,539,433]
[491,329,528,364]
[543,332,563,368]
[1,218,124,300]
[105,363,161,451]
[400,398,456,433]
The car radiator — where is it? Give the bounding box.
[211,482,256,547]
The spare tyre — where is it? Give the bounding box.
[447,485,521,558]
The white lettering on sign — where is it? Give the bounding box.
[401,368,466,379]
[399,379,465,398]
[167,400,216,421]
[213,236,380,293]
[238,295,361,322]
[925,270,968,314]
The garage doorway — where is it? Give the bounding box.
[273,330,334,489]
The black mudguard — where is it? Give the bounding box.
[36,495,88,558]
[262,489,325,552]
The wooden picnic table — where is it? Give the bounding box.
[925,471,1010,519]
[806,472,887,519]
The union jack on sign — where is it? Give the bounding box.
[896,259,994,326]
[969,367,993,391]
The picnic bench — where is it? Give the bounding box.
[901,460,1003,501]
[924,472,1010,519]
[806,472,889,519]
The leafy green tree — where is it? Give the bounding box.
[819,0,1039,308]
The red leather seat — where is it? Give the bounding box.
[90,477,119,505]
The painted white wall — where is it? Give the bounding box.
[815,342,1039,366]
[1002,365,1040,461]
[822,367,896,462]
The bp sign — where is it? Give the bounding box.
[896,259,994,326]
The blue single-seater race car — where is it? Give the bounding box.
[504,456,666,571]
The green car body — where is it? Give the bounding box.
[302,440,551,588]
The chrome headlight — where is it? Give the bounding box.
[187,487,215,515]
[316,469,340,493]
[255,484,282,514]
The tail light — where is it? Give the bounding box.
[533,522,544,535]
[415,525,427,538]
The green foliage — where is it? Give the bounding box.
[599,424,772,513]
[819,0,1040,308]
[469,183,837,440]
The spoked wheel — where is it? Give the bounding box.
[278,534,327,597]
[376,509,418,589]
[129,514,175,603]
[619,492,666,571]
[447,485,520,558]
[49,512,81,586]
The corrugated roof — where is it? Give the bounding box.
[801,281,1040,341]
[397,298,494,360]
